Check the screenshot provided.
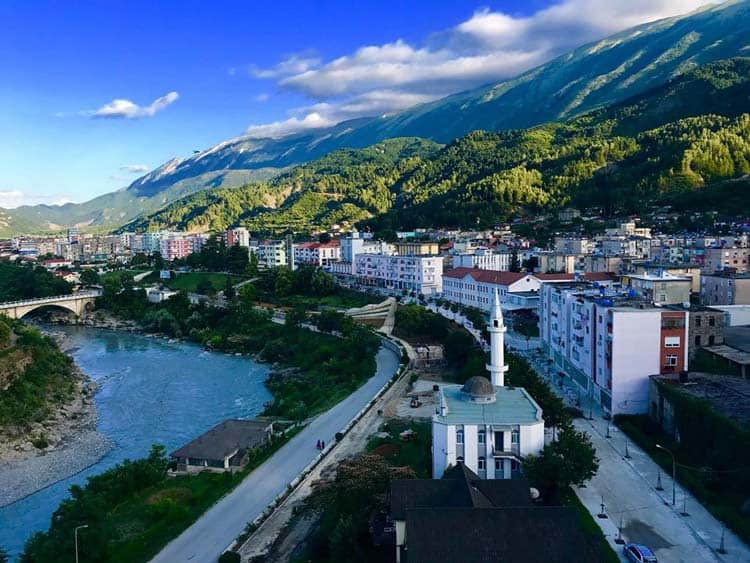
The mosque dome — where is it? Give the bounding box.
[461,376,496,403]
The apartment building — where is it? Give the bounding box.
[252,240,287,269]
[554,237,594,255]
[701,272,750,305]
[622,273,692,305]
[294,241,341,267]
[159,233,204,262]
[353,253,443,296]
[631,262,701,293]
[702,247,750,274]
[539,283,689,415]
[225,227,250,248]
[452,247,511,271]
[393,241,439,256]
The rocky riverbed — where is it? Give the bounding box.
[0,330,113,508]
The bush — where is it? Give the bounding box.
[218,551,241,563]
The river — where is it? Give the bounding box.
[0,325,272,558]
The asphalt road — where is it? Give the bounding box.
[151,344,400,563]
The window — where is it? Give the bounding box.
[495,458,503,471]
[695,316,702,327]
[709,316,716,327]
[695,335,701,346]
[511,429,520,445]
[478,430,485,444]
[665,355,678,367]
[478,457,486,471]
[664,336,680,348]
[659,294,667,302]
[456,429,464,444]
[457,456,464,464]
[709,335,715,345]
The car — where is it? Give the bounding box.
[623,543,658,563]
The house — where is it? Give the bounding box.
[702,246,750,274]
[388,464,604,563]
[432,291,544,480]
[632,262,702,293]
[687,306,725,356]
[146,288,178,303]
[170,419,273,473]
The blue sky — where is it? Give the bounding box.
[0,0,716,207]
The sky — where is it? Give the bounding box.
[0,0,720,208]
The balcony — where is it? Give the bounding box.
[492,444,520,458]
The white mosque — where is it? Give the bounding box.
[432,289,545,479]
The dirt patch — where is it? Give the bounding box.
[371,443,400,458]
[146,487,194,505]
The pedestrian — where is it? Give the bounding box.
[321,440,325,450]
[316,439,321,450]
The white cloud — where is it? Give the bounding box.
[85,91,179,119]
[245,0,721,137]
[119,164,149,174]
[0,190,76,209]
[245,112,336,139]
[253,93,270,102]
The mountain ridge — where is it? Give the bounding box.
[4,0,750,236]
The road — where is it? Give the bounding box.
[151,344,400,563]
[521,349,750,563]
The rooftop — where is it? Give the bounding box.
[436,385,542,425]
[653,372,750,424]
[170,419,272,461]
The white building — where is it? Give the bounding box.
[539,282,689,415]
[353,253,443,296]
[452,247,511,271]
[294,241,341,267]
[252,240,287,269]
[226,227,250,248]
[432,291,545,479]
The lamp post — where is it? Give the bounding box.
[74,524,88,563]
[656,444,676,506]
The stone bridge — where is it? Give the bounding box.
[0,289,102,319]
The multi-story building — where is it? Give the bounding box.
[702,247,750,274]
[432,291,544,480]
[393,241,439,256]
[688,306,725,356]
[534,251,577,274]
[622,273,692,305]
[539,282,689,415]
[452,247,511,271]
[631,262,702,293]
[253,240,287,269]
[554,237,594,255]
[353,253,443,296]
[159,233,202,262]
[225,227,250,248]
[701,272,750,305]
[442,269,616,313]
[294,241,341,267]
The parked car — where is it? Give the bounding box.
[623,543,658,563]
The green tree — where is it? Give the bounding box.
[524,426,598,503]
[79,269,100,286]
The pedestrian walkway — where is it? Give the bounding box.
[518,348,750,563]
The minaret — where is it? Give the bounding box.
[487,288,508,387]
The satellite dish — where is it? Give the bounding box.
[529,487,541,500]
[682,302,691,309]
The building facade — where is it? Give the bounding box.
[353,253,443,296]
[432,292,544,479]
[701,272,750,305]
[539,282,689,415]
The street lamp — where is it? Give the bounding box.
[75,524,89,563]
[656,444,676,506]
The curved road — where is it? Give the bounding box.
[151,345,400,563]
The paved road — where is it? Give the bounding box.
[151,345,400,563]
[521,349,750,563]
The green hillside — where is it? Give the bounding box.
[4,0,749,236]
[130,58,750,234]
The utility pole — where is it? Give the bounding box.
[75,524,89,563]
[656,444,676,506]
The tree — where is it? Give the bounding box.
[509,248,521,273]
[226,244,249,274]
[239,283,257,304]
[524,426,598,503]
[318,232,332,243]
[223,278,236,301]
[0,546,9,563]
[79,269,100,286]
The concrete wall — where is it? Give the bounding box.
[611,311,661,414]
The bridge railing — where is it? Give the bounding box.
[0,289,103,309]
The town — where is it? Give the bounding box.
[4,1,750,562]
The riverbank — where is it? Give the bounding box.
[0,329,112,508]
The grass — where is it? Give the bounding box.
[366,420,432,478]
[270,289,380,311]
[560,488,620,563]
[103,428,300,562]
[616,414,750,545]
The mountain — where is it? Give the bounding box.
[4,0,750,236]
[129,58,750,233]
